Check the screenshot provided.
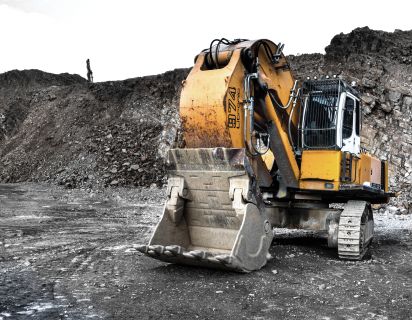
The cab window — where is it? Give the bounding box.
[343,97,354,139]
[355,99,360,136]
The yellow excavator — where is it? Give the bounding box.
[137,39,394,272]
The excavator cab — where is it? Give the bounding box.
[300,79,361,155]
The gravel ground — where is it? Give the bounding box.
[0,183,411,320]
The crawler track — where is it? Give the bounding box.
[338,200,374,260]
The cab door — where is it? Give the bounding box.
[341,93,360,155]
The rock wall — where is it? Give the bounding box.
[0,27,410,211]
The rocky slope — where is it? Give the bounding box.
[0,27,410,211]
[0,69,188,188]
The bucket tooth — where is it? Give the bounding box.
[163,250,173,257]
[165,245,184,255]
[148,245,165,254]
[182,252,196,260]
[135,245,148,254]
[140,148,273,272]
[189,250,210,260]
[215,254,233,265]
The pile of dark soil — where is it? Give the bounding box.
[0,27,410,211]
[0,69,188,188]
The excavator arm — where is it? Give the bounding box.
[180,39,300,186]
[137,39,301,271]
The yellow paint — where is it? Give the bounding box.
[180,53,240,148]
[358,153,382,186]
[384,161,389,192]
[299,180,339,191]
[180,40,298,152]
[382,160,389,192]
[300,150,342,182]
[351,156,360,184]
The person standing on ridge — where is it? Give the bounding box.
[86,59,93,83]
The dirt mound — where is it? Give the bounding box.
[0,27,410,211]
[0,69,189,188]
[0,70,86,140]
[325,27,412,64]
[0,69,85,90]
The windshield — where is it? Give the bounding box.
[302,93,339,149]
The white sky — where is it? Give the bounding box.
[0,0,411,81]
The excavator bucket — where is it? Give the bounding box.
[136,148,273,272]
